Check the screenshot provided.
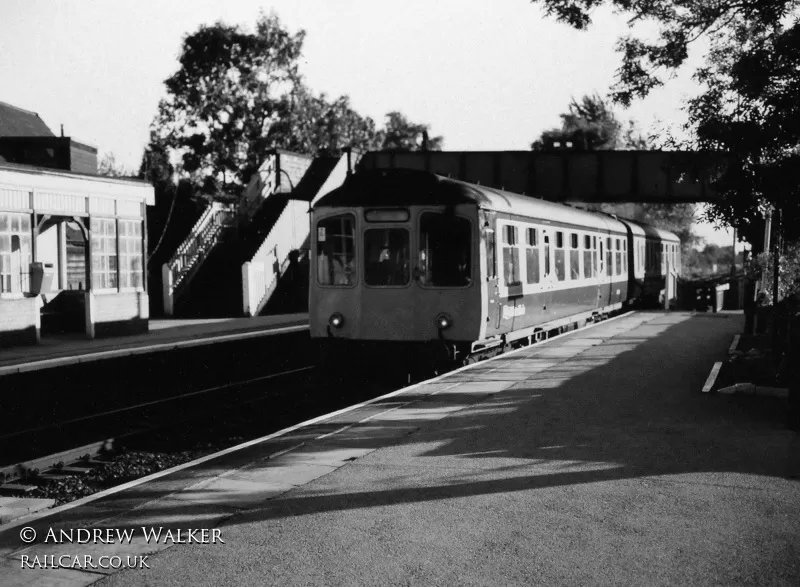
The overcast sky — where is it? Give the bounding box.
[0,0,734,244]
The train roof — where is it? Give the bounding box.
[315,169,632,234]
[620,219,681,243]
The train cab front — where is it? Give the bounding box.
[310,204,481,374]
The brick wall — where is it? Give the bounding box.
[278,152,314,193]
[87,291,149,338]
[69,141,98,174]
[0,297,39,346]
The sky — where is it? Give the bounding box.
[0,0,735,246]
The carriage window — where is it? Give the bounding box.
[606,237,613,277]
[569,233,580,280]
[554,231,565,281]
[622,240,627,274]
[593,236,599,277]
[525,227,540,284]
[615,238,622,276]
[583,235,593,278]
[419,212,471,287]
[365,228,410,286]
[501,224,520,286]
[316,214,356,286]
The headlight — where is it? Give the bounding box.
[435,313,453,330]
[329,313,344,329]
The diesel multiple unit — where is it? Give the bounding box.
[310,169,680,366]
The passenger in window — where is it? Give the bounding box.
[457,250,471,286]
[333,256,354,285]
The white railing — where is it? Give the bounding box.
[238,153,278,224]
[162,202,235,315]
[242,199,309,317]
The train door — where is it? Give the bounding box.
[359,212,415,341]
[597,235,611,309]
[540,228,555,318]
[481,210,501,333]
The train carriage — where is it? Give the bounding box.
[310,169,679,368]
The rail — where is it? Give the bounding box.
[242,199,310,316]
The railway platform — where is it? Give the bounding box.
[1,310,798,586]
[0,313,308,377]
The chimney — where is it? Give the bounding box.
[60,124,64,137]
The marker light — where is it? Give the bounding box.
[435,313,453,330]
[329,313,345,329]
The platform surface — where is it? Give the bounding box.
[1,311,798,586]
[0,313,308,375]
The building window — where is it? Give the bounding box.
[66,221,87,290]
[119,220,143,289]
[91,218,117,290]
[0,212,32,294]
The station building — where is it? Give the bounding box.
[0,100,154,347]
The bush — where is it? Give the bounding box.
[745,241,800,306]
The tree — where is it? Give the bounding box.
[532,94,624,151]
[152,12,306,199]
[97,152,132,177]
[379,111,443,151]
[274,88,383,156]
[532,93,701,251]
[529,0,800,250]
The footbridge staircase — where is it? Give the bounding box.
[161,150,354,317]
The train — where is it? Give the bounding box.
[309,168,680,369]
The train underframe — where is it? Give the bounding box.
[317,300,629,381]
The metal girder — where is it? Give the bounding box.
[358,150,727,204]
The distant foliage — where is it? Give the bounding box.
[380,111,443,151]
[97,152,131,177]
[746,242,800,305]
[532,94,628,151]
[683,244,743,278]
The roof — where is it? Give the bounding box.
[0,100,55,137]
[315,169,631,234]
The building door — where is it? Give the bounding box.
[65,220,87,291]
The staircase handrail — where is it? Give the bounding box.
[167,202,218,270]
[168,203,235,290]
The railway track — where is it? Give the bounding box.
[0,310,631,513]
[0,362,404,505]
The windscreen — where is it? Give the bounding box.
[419,212,471,287]
[316,214,356,286]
